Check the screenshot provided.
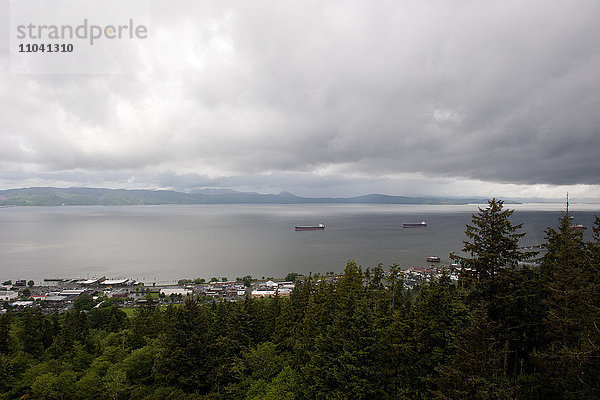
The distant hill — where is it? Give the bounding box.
[0,187,503,206]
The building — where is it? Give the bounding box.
[44,295,68,303]
[276,288,292,298]
[251,289,276,298]
[12,300,34,308]
[59,289,86,296]
[160,288,193,297]
[79,277,105,287]
[0,291,18,302]
[101,279,130,287]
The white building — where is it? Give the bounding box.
[161,288,193,297]
[12,300,34,307]
[0,291,18,302]
[101,279,130,286]
[251,289,277,298]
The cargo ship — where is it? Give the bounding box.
[403,221,427,228]
[295,223,325,231]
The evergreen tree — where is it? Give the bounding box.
[88,304,128,332]
[587,215,600,279]
[15,308,53,358]
[489,265,546,392]
[536,207,600,398]
[155,298,212,393]
[449,200,544,396]
[209,299,253,392]
[541,207,591,345]
[127,302,163,349]
[402,273,470,397]
[450,198,535,302]
[434,305,513,399]
[0,313,11,354]
[304,262,382,399]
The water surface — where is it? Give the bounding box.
[1,203,597,284]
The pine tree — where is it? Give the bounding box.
[587,215,600,279]
[402,273,470,397]
[304,262,383,399]
[450,198,535,302]
[434,305,513,399]
[536,205,600,398]
[0,313,11,355]
[450,198,543,393]
[154,298,212,393]
[541,205,590,344]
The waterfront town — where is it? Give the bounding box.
[0,276,294,313]
[0,265,459,313]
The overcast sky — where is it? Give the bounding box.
[1,0,599,200]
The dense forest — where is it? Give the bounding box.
[1,199,599,399]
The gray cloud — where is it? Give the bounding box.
[1,0,599,198]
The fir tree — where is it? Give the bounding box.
[450,198,535,302]
[541,205,590,344]
[536,205,600,398]
[0,313,11,355]
[434,305,513,399]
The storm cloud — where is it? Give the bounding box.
[1,0,599,198]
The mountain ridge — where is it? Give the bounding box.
[0,187,516,206]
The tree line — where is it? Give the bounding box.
[1,199,599,399]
